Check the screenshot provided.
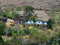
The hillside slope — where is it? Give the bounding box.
[0,0,60,10]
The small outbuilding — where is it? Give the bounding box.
[35,20,43,25]
[25,20,34,24]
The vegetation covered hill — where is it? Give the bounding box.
[0,0,60,45]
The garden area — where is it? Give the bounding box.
[0,5,60,45]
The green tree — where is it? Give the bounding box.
[29,28,48,45]
[24,5,34,20]
[24,5,34,14]
[29,15,36,21]
[0,11,5,17]
[50,10,60,30]
[0,22,6,44]
[47,19,54,29]
[4,10,19,20]
[15,6,21,11]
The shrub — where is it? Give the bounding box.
[15,7,21,11]
[0,11,5,17]
[47,19,54,29]
[24,5,34,13]
[0,22,6,35]
[0,22,5,44]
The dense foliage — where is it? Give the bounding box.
[0,22,6,44]
[24,5,36,20]
[0,5,60,45]
[15,6,21,11]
